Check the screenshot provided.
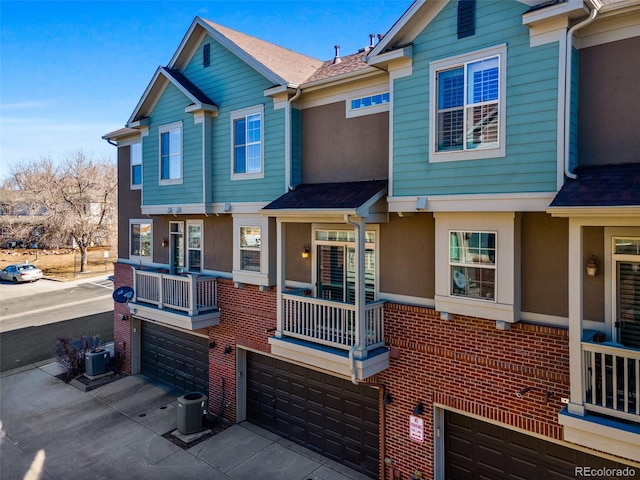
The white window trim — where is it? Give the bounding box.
[230,105,265,181]
[434,212,519,323]
[346,91,390,118]
[130,141,142,190]
[429,44,507,163]
[232,215,273,286]
[158,121,183,186]
[129,219,153,264]
[186,219,203,273]
[311,224,380,301]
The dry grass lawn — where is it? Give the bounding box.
[0,247,116,280]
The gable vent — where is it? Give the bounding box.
[203,43,211,68]
[457,0,476,39]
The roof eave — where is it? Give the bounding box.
[547,205,640,217]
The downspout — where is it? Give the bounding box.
[105,138,117,147]
[285,88,302,191]
[345,213,364,384]
[563,4,598,180]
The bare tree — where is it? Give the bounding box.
[8,152,117,272]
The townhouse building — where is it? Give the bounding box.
[104,0,640,478]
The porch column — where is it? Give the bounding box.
[275,219,285,338]
[351,215,367,360]
[568,218,585,416]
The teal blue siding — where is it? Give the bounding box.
[142,82,203,206]
[182,35,287,203]
[392,0,560,197]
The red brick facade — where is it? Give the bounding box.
[113,263,572,479]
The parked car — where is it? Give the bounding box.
[0,263,44,283]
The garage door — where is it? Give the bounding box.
[445,411,633,479]
[141,321,209,393]
[246,352,379,478]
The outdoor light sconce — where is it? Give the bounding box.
[586,255,599,277]
[516,386,531,398]
[209,341,216,349]
[161,238,168,247]
[223,345,233,354]
[120,313,129,321]
[383,392,393,405]
[412,402,424,415]
[301,245,310,259]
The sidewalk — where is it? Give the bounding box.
[0,361,372,480]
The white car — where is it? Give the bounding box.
[0,263,44,283]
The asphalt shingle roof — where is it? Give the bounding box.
[263,180,387,211]
[550,163,640,207]
[201,19,324,86]
[305,51,371,83]
[161,67,216,105]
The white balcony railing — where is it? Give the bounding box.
[132,269,217,317]
[582,341,640,422]
[281,290,385,351]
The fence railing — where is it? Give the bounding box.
[132,269,217,316]
[281,290,385,351]
[582,341,640,423]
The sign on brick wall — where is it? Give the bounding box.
[409,415,424,443]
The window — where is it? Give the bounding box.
[430,45,506,162]
[315,228,377,303]
[613,237,640,349]
[351,92,389,110]
[231,106,264,180]
[449,231,496,300]
[434,212,518,323]
[240,226,261,272]
[187,221,202,272]
[159,122,182,184]
[130,142,142,189]
[130,221,152,260]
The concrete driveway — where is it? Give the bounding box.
[0,362,372,480]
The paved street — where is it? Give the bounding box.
[0,276,114,371]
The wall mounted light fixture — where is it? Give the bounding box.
[223,345,233,354]
[301,245,310,259]
[517,386,531,398]
[161,238,168,247]
[586,255,599,277]
[383,392,393,405]
[412,402,424,415]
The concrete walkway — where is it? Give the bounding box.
[0,362,372,480]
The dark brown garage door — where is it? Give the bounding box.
[141,321,208,393]
[445,411,633,479]
[246,352,379,478]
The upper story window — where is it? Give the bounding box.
[346,92,390,118]
[159,122,182,185]
[231,105,264,180]
[430,45,506,163]
[450,231,496,301]
[130,142,142,189]
[130,220,152,261]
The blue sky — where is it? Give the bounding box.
[0,0,412,180]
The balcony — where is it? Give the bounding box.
[559,339,640,462]
[129,268,220,330]
[269,290,390,380]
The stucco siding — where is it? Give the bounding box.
[392,0,560,197]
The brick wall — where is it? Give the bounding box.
[113,262,133,374]
[206,279,277,424]
[376,303,570,479]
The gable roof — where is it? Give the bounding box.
[127,66,218,125]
